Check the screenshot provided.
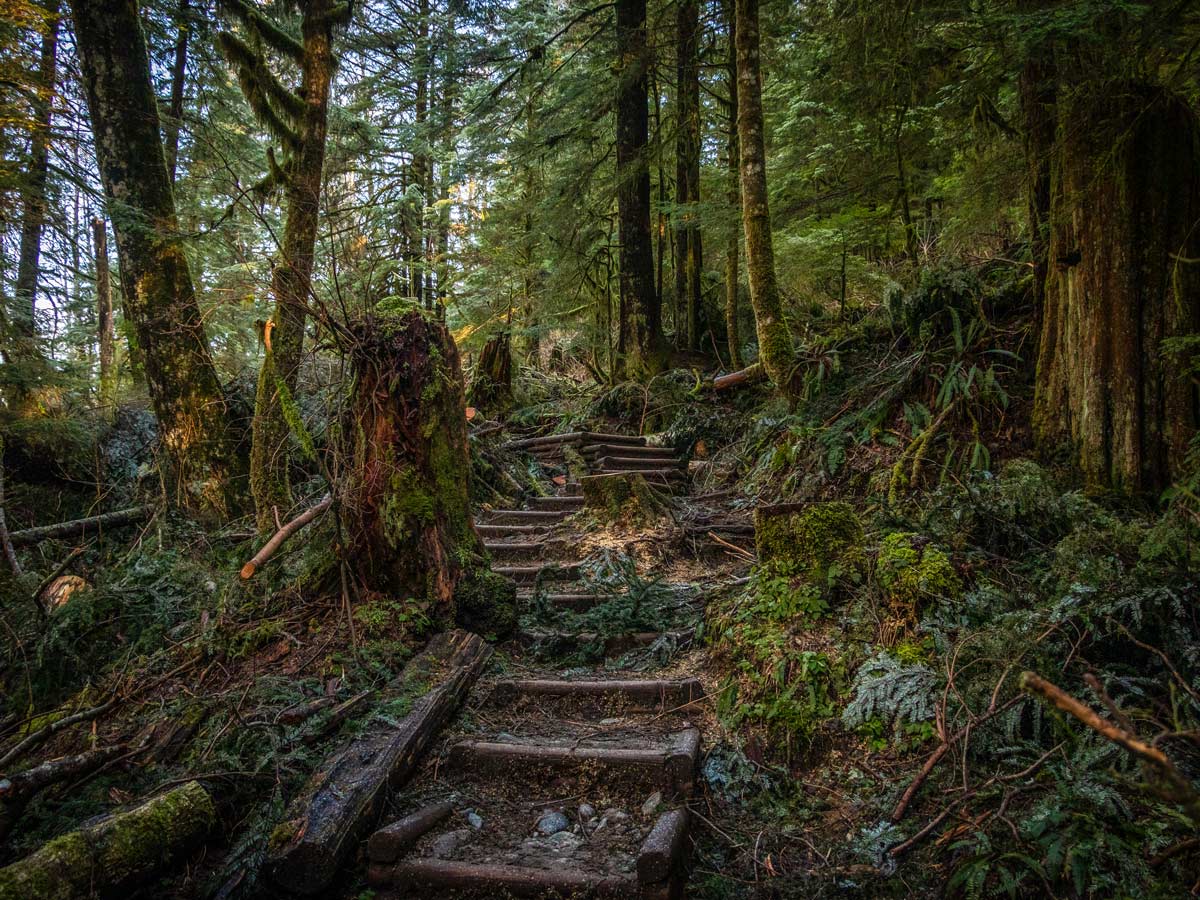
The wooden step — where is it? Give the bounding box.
[506,432,648,451]
[489,678,703,711]
[493,563,581,583]
[475,523,550,538]
[581,444,678,459]
[447,727,700,796]
[480,509,567,525]
[367,859,644,898]
[593,456,686,472]
[533,592,607,611]
[530,495,585,511]
[483,541,547,561]
[585,469,685,482]
[516,629,695,657]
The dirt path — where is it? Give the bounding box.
[366,430,717,898]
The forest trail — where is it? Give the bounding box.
[365,430,705,898]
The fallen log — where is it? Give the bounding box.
[0,745,126,843]
[267,630,492,895]
[0,780,215,900]
[240,493,332,580]
[710,363,764,391]
[8,505,153,547]
[368,858,636,897]
[367,800,455,863]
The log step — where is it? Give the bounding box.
[593,457,686,472]
[493,563,582,583]
[536,592,608,611]
[580,444,678,459]
[481,509,568,525]
[489,678,703,711]
[447,727,701,796]
[475,523,550,538]
[585,469,685,482]
[506,432,648,451]
[530,495,585,511]
[483,540,550,561]
[367,858,641,898]
[516,629,694,657]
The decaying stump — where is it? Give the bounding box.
[0,780,215,900]
[582,473,671,528]
[467,331,513,416]
[342,308,515,635]
[267,630,492,895]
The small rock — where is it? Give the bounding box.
[536,811,570,835]
[641,791,663,816]
[603,808,630,823]
[465,810,484,830]
[430,828,472,859]
[578,803,597,822]
[547,831,583,852]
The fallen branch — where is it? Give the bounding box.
[710,363,764,391]
[0,745,126,842]
[0,780,215,898]
[1021,671,1200,823]
[8,505,153,547]
[240,493,332,580]
[0,695,119,769]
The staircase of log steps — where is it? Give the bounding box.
[367,431,699,898]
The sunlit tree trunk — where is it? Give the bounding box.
[93,217,115,412]
[615,0,666,379]
[735,0,795,396]
[675,0,703,351]
[723,0,742,369]
[1034,80,1200,493]
[71,0,243,514]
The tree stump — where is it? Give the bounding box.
[467,331,513,417]
[343,307,515,636]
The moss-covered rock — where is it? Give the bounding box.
[754,501,864,592]
[876,532,962,628]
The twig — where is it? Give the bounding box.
[0,695,119,769]
[241,493,332,579]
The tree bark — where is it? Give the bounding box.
[93,217,115,410]
[71,0,243,515]
[342,309,515,631]
[468,332,514,416]
[616,0,666,379]
[250,0,337,531]
[0,781,215,900]
[1033,80,1200,493]
[675,0,703,351]
[10,0,60,365]
[1017,10,1055,314]
[723,0,742,369]
[163,0,190,186]
[734,0,796,397]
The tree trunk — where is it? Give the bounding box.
[10,0,60,364]
[723,0,742,369]
[675,0,703,352]
[413,0,430,310]
[249,0,336,531]
[163,0,190,185]
[734,0,796,397]
[615,0,666,380]
[93,217,115,410]
[1018,22,1055,313]
[342,308,515,633]
[1033,80,1200,493]
[71,0,243,514]
[468,332,513,416]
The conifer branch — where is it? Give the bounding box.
[218,0,305,64]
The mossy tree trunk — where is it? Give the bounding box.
[467,331,513,417]
[735,0,797,398]
[616,0,667,380]
[674,0,703,351]
[1018,2,1055,314]
[723,0,742,369]
[343,309,514,636]
[93,217,115,411]
[71,0,243,514]
[1033,80,1200,493]
[246,0,338,531]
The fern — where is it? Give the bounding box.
[842,651,938,729]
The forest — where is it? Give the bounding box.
[0,0,1198,897]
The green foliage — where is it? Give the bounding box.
[842,650,938,733]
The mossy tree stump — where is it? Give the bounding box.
[582,473,670,528]
[343,308,515,637]
[752,501,864,599]
[466,331,513,417]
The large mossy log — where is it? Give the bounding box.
[0,780,215,900]
[343,307,515,636]
[266,630,492,895]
